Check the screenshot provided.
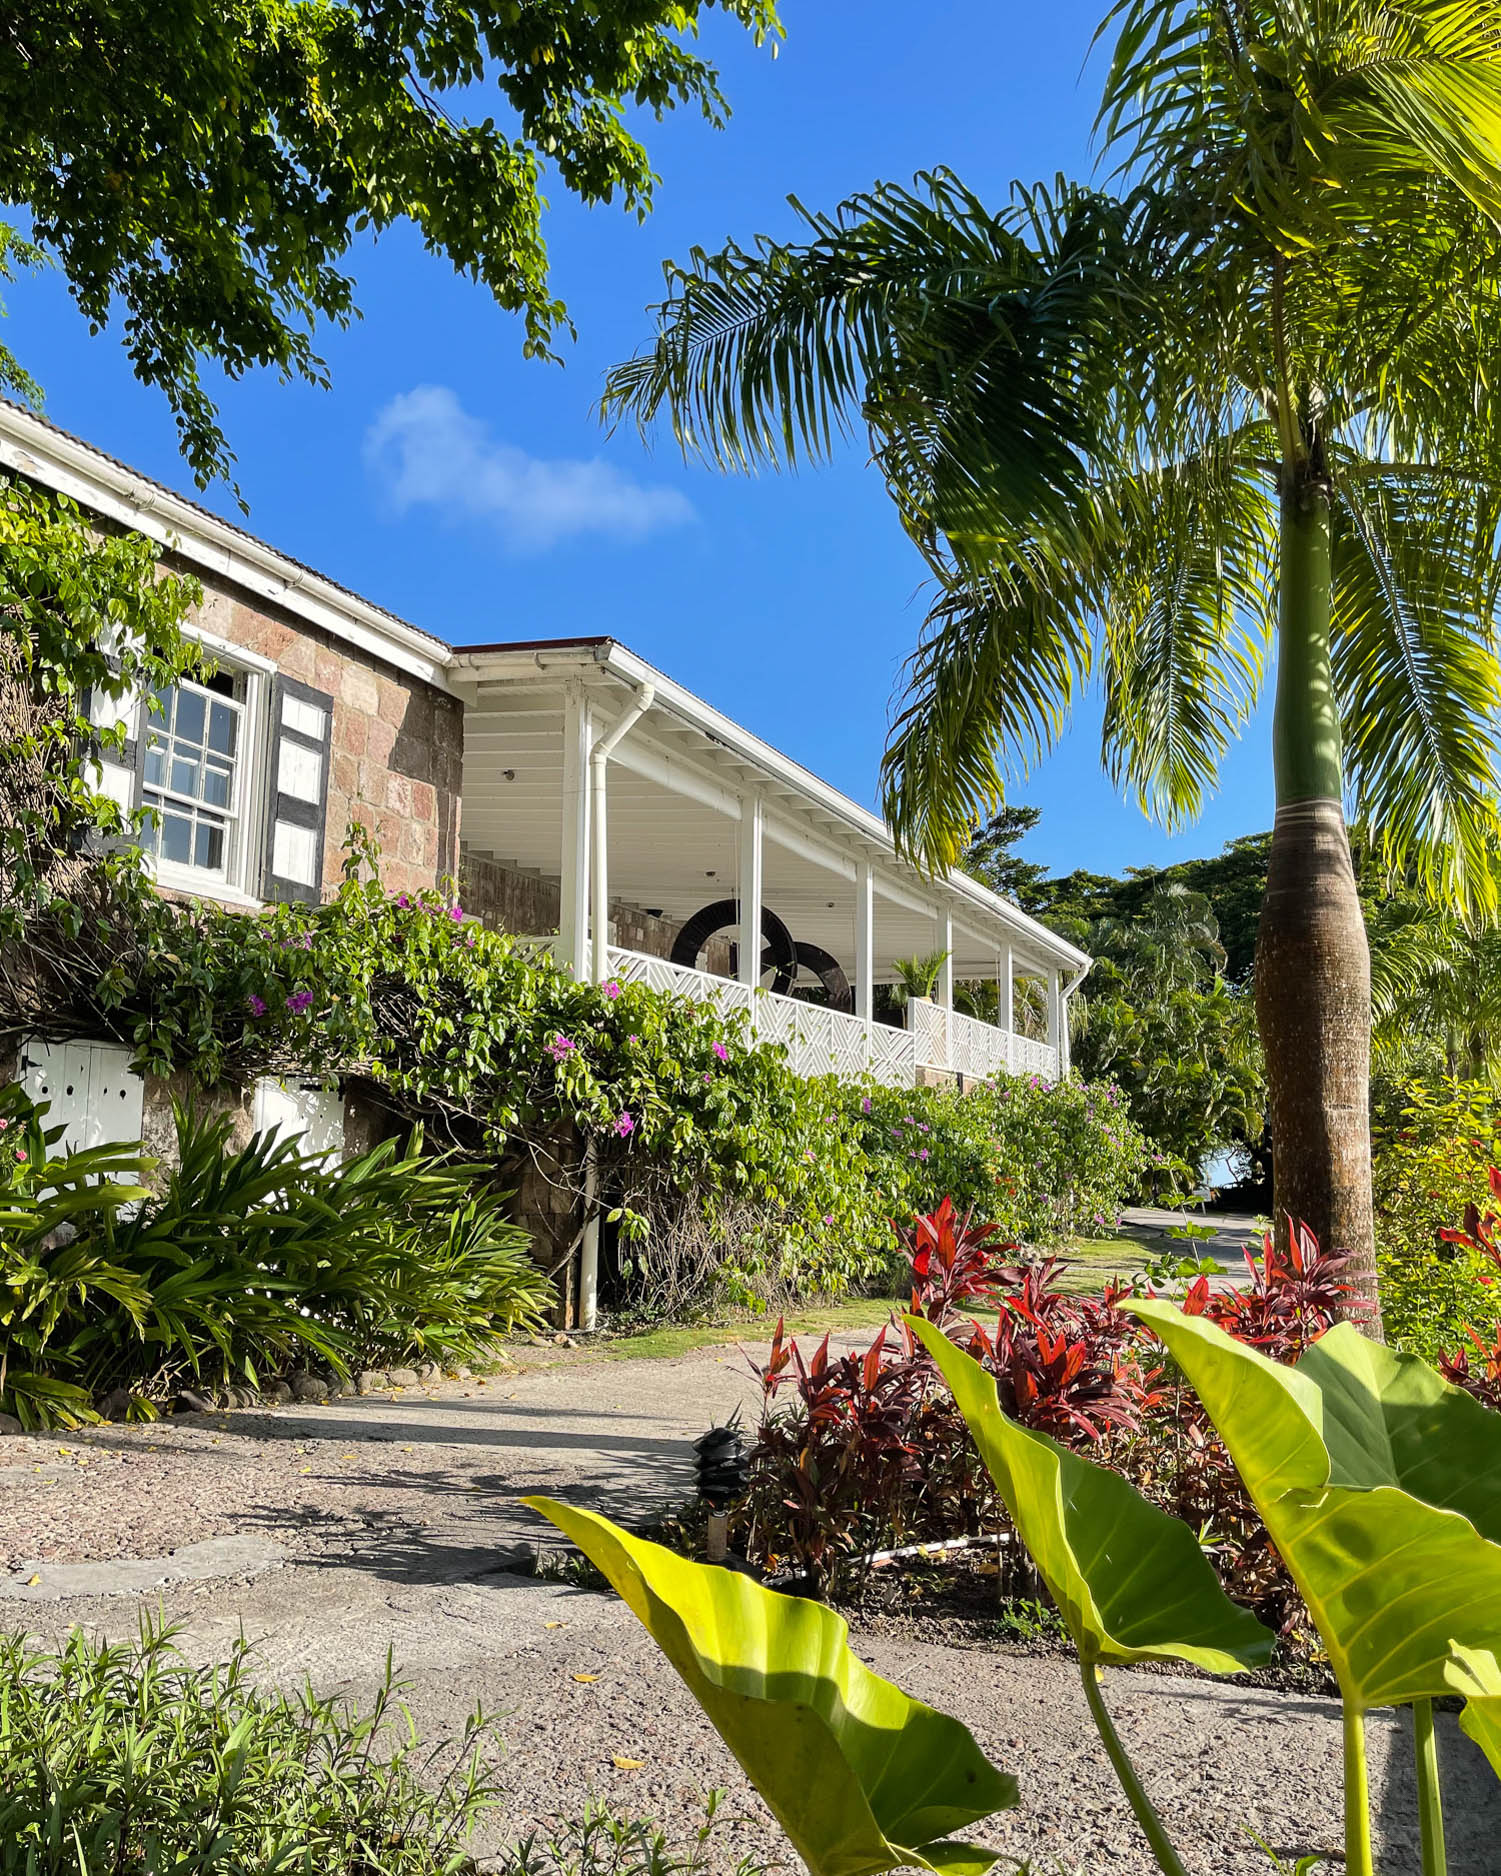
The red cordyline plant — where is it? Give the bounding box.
[1436,1167,1501,1412]
[739,1199,1151,1587]
[1176,1217,1364,1361]
[1124,1217,1358,1632]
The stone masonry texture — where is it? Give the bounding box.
[185,568,463,903]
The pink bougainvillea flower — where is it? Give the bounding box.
[0,1118,8,1131]
[247,994,266,1016]
[545,1034,576,1063]
[15,1149,26,1162]
[450,905,464,921]
[822,1213,835,1225]
[396,894,411,908]
[614,1111,635,1138]
[603,980,621,999]
[285,990,315,1014]
[711,1041,729,1062]
[860,1096,872,1114]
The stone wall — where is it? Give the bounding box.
[460,845,732,973]
[185,569,463,901]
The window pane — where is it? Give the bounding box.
[143,742,165,788]
[194,820,226,870]
[174,689,206,745]
[148,685,173,726]
[161,812,192,865]
[201,760,232,809]
[208,701,238,756]
[170,756,200,797]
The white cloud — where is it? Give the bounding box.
[363,384,694,553]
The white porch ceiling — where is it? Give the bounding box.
[455,649,1085,987]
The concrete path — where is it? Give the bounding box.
[1119,1206,1266,1277]
[3,1335,1498,1874]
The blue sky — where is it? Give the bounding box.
[7,0,1273,882]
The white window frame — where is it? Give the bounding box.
[139,626,275,907]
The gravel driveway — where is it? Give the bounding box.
[2,1337,1497,1874]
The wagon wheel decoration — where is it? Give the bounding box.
[670,899,798,995]
[792,942,854,1016]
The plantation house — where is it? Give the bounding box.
[2,401,1087,1159]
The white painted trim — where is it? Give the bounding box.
[937,910,955,1012]
[855,860,875,1024]
[738,795,764,988]
[558,686,591,976]
[455,642,1087,974]
[0,404,451,689]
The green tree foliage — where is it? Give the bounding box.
[1071,885,1263,1174]
[603,0,1501,1308]
[958,806,1264,1172]
[0,477,199,941]
[1372,1081,1501,1362]
[0,0,778,485]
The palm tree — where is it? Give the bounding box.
[604,1,1501,1321]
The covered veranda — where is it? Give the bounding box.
[450,638,1090,1089]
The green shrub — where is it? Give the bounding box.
[1372,1079,1501,1361]
[15,829,1149,1315]
[0,1623,500,1876]
[850,1073,1149,1249]
[0,1087,550,1423]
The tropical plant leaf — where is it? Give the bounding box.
[522,1496,1016,1876]
[1444,1643,1501,1778]
[907,1317,1272,1672]
[1331,466,1501,916]
[1133,1305,1501,1708]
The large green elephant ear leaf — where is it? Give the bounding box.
[522,1497,1017,1876]
[1298,1322,1501,1541]
[1132,1304,1501,1709]
[907,1318,1272,1673]
[1445,1644,1501,1779]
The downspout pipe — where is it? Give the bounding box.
[589,681,656,984]
[579,680,655,1333]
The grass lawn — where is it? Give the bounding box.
[587,1295,907,1362]
[580,1238,1158,1359]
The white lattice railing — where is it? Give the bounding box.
[605,947,918,1089]
[909,998,1059,1083]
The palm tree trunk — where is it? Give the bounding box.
[1255,476,1380,1331]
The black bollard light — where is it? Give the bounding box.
[692,1409,747,1563]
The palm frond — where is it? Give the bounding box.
[1097,447,1277,827]
[603,173,1139,541]
[881,557,1097,872]
[1331,463,1501,915]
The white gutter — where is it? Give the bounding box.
[589,681,656,985]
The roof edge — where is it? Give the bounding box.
[454,639,1089,971]
[0,401,452,689]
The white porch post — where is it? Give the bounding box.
[854,859,875,1024]
[998,943,1015,1074]
[1046,965,1063,1074]
[738,794,764,987]
[559,685,592,976]
[937,909,954,1010]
